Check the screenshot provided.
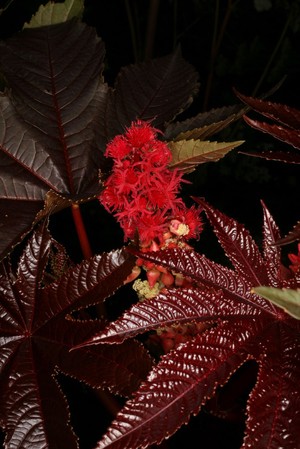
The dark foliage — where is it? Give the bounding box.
[0,16,207,261]
[0,219,153,448]
[78,198,300,449]
[235,91,300,245]
[0,1,300,449]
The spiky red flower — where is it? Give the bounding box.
[99,120,202,246]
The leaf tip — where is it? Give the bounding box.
[24,0,84,29]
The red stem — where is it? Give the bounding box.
[71,203,93,259]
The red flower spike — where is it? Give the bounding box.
[99,120,203,246]
[125,120,158,148]
[105,136,132,160]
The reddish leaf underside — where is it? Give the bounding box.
[0,222,152,449]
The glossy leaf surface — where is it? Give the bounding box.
[236,91,300,159]
[85,199,300,449]
[96,321,251,449]
[0,222,152,448]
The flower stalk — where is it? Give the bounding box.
[71,203,93,259]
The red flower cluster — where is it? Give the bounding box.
[100,121,205,355]
[99,120,202,246]
[149,322,212,354]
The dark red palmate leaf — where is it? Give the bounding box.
[239,149,300,164]
[242,323,300,448]
[0,19,107,260]
[79,199,300,449]
[77,286,260,347]
[274,220,300,246]
[235,91,300,245]
[95,321,252,449]
[243,115,300,152]
[235,90,300,130]
[235,91,300,159]
[0,19,200,261]
[0,221,152,449]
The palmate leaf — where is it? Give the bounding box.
[193,197,271,286]
[243,325,300,447]
[0,18,108,260]
[0,222,152,449]
[0,11,200,262]
[168,139,244,174]
[78,199,300,449]
[236,91,300,159]
[235,91,300,246]
[275,220,300,246]
[104,47,200,139]
[95,322,252,449]
[77,287,260,346]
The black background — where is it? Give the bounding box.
[0,1,300,448]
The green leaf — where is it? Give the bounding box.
[168,139,244,174]
[24,0,84,28]
[252,286,300,319]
